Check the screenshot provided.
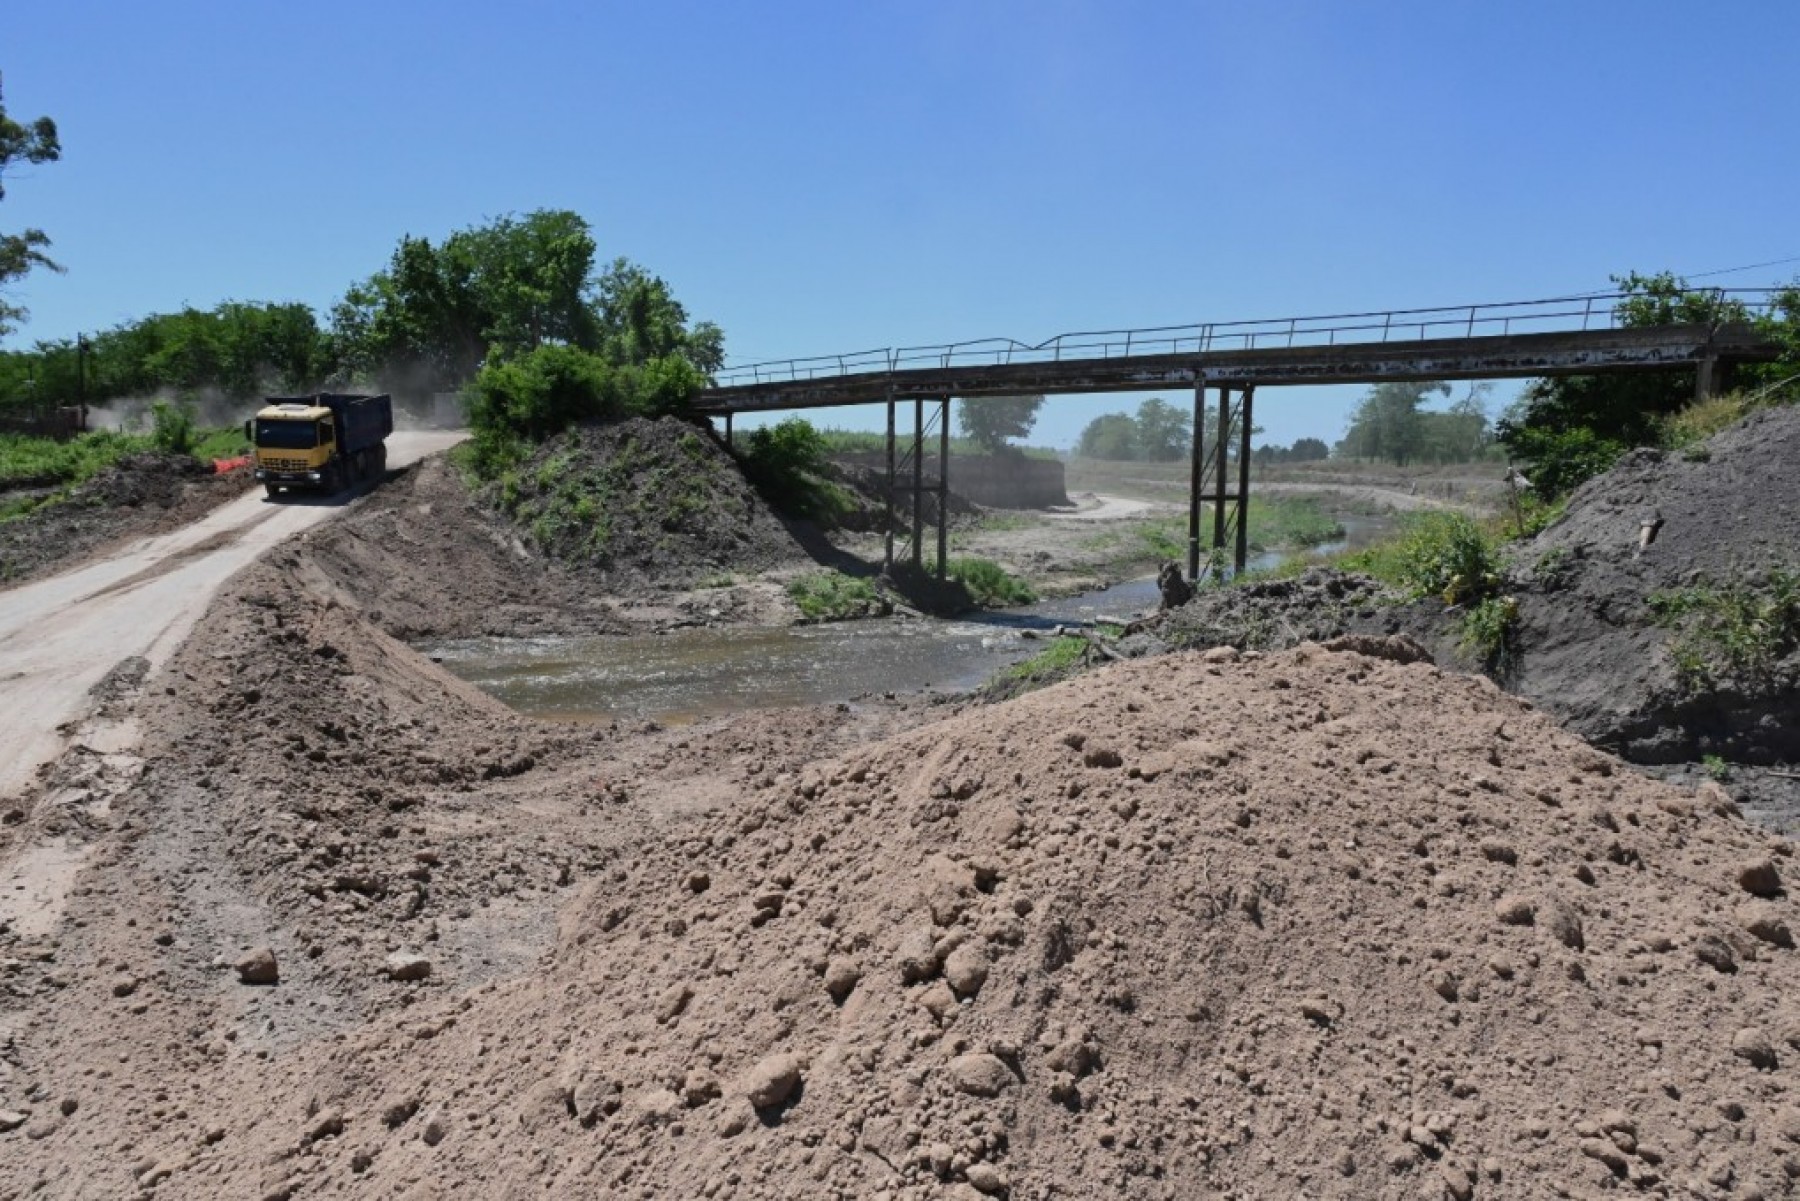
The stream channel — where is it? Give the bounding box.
[425,515,1395,725]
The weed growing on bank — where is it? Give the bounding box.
[946,557,1036,606]
[1648,568,1800,693]
[787,571,887,622]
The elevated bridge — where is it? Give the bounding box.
[694,291,1784,582]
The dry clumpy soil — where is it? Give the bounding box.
[0,453,253,585]
[8,595,1800,1197]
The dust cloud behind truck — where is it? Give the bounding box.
[247,393,393,498]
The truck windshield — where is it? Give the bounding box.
[254,419,318,449]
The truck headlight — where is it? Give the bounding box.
[307,472,321,481]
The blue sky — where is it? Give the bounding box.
[4,1,1797,448]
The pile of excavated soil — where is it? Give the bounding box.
[280,452,629,641]
[0,453,252,585]
[17,637,1799,1199]
[1503,406,1800,767]
[493,418,818,590]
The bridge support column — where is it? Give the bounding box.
[1695,355,1722,403]
[884,394,896,575]
[1212,386,1230,577]
[1187,383,1204,583]
[1234,385,1254,573]
[912,398,925,569]
[723,412,733,449]
[937,398,950,580]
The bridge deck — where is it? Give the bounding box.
[695,322,1777,413]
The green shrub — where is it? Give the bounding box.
[1459,594,1519,672]
[946,557,1035,606]
[461,345,706,480]
[1342,511,1501,605]
[1503,425,1627,500]
[787,570,885,622]
[738,417,852,523]
[150,401,198,455]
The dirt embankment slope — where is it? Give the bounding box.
[1502,407,1800,766]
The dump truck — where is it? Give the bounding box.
[247,393,393,498]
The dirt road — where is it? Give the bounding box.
[0,432,464,804]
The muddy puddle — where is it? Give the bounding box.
[425,516,1396,724]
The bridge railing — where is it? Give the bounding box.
[711,288,1781,389]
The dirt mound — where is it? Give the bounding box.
[491,417,814,588]
[1503,405,1800,766]
[280,453,631,640]
[69,642,1800,1200]
[0,453,249,585]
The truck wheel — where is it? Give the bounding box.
[264,484,280,499]
[373,444,388,479]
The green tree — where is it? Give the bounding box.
[1498,271,1757,495]
[1289,437,1330,462]
[331,213,724,397]
[1135,397,1191,461]
[1076,412,1139,460]
[958,393,1043,454]
[0,72,62,336]
[1338,381,1449,464]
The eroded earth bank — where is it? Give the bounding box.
[2,419,1800,1199]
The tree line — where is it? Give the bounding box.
[0,210,721,421]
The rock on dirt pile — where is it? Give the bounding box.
[175,642,1800,1199]
[1504,404,1800,765]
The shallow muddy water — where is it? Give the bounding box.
[425,514,1396,723]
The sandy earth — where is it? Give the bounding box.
[3,435,1799,1198]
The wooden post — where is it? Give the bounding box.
[937,398,950,580]
[1188,382,1204,582]
[884,395,896,574]
[1234,385,1255,572]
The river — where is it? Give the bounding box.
[423,514,1395,724]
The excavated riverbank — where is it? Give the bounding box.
[4,417,1799,1197]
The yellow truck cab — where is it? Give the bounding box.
[248,393,393,498]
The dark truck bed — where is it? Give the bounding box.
[263,393,393,454]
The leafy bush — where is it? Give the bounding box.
[149,401,197,455]
[1502,424,1626,500]
[462,344,705,480]
[1648,568,1800,693]
[787,571,886,622]
[1342,511,1501,605]
[1459,594,1519,672]
[737,417,852,523]
[946,556,1035,606]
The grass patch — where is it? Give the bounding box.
[0,430,153,489]
[1001,635,1089,687]
[946,557,1036,607]
[787,571,886,622]
[1247,495,1345,549]
[1648,568,1800,693]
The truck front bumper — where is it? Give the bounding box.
[254,469,323,484]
